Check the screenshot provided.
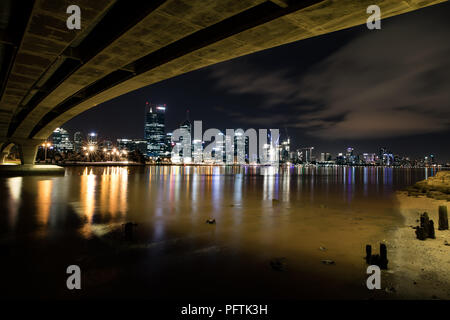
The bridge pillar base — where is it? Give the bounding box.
[0,139,64,176]
[0,152,7,164]
[18,140,41,165]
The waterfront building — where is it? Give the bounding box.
[320,152,332,162]
[118,138,148,155]
[52,127,73,152]
[299,147,314,163]
[362,153,376,165]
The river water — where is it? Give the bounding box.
[0,166,439,299]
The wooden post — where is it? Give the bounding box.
[415,227,426,240]
[438,206,448,230]
[365,245,372,264]
[420,212,430,238]
[379,243,388,269]
[428,220,435,239]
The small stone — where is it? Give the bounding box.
[321,259,335,265]
[385,286,396,293]
[206,219,216,224]
[319,246,327,251]
[270,258,287,271]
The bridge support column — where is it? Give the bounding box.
[0,139,64,175]
[18,140,40,165]
[0,151,8,164]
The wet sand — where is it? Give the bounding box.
[386,192,450,299]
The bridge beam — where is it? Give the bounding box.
[270,0,289,8]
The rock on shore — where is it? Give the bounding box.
[406,171,450,201]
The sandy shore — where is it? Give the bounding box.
[385,192,450,299]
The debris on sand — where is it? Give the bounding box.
[270,257,287,271]
[206,219,216,224]
[321,259,335,265]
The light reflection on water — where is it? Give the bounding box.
[0,166,440,240]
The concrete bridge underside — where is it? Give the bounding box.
[0,0,445,165]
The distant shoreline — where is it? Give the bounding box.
[55,162,449,169]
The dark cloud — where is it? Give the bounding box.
[210,9,450,139]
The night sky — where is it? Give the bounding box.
[65,2,450,162]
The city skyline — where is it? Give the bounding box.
[48,115,444,167]
[63,2,450,162]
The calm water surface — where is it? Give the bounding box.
[0,166,439,299]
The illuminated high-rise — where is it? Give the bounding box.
[145,102,166,158]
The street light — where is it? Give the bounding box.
[42,142,51,162]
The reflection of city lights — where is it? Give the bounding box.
[88,145,95,152]
[85,153,88,156]
[103,148,107,152]
[83,146,87,151]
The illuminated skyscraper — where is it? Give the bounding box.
[52,127,73,152]
[179,110,192,163]
[145,102,166,157]
[73,131,82,152]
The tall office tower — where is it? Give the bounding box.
[164,133,173,157]
[52,127,73,152]
[145,102,166,158]
[73,131,83,152]
[363,153,376,164]
[346,147,355,164]
[234,130,247,164]
[300,147,314,163]
[192,139,203,164]
[179,110,192,162]
[378,147,394,166]
[279,137,290,163]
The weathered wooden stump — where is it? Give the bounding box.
[364,243,388,269]
[379,243,388,269]
[438,206,448,230]
[365,245,372,264]
[415,212,436,240]
[428,220,436,239]
[415,227,427,240]
[420,212,430,238]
